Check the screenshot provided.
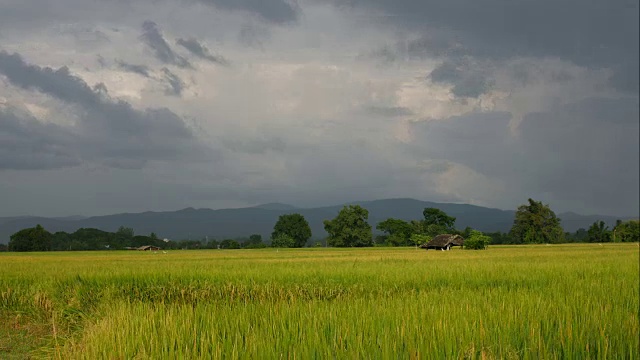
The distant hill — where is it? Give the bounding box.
[251,203,299,211]
[0,198,631,244]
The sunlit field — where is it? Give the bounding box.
[1,244,638,359]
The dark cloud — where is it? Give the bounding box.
[140,21,191,68]
[116,60,151,78]
[517,98,639,215]
[196,0,299,24]
[337,0,639,92]
[0,108,80,170]
[428,59,492,98]
[409,97,639,215]
[0,51,211,170]
[162,67,186,96]
[176,38,230,65]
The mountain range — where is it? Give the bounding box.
[0,198,631,244]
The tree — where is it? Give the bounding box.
[271,233,295,248]
[410,234,431,249]
[323,205,373,247]
[8,224,52,252]
[220,239,240,249]
[244,234,266,249]
[423,208,456,230]
[116,226,134,239]
[464,230,491,250]
[566,228,588,243]
[587,221,611,243]
[509,199,564,244]
[613,220,639,242]
[272,214,312,248]
[376,218,413,246]
[418,208,457,236]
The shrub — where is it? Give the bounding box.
[464,230,491,250]
[271,234,295,248]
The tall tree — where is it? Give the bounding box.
[509,199,564,244]
[587,221,611,243]
[613,220,639,242]
[376,218,413,246]
[8,224,52,252]
[423,208,456,229]
[324,205,373,247]
[417,208,457,236]
[272,213,312,248]
[116,226,135,239]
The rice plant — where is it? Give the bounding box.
[0,244,637,359]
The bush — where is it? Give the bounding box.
[464,230,491,250]
[271,234,295,248]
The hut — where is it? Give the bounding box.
[137,245,161,251]
[420,234,464,251]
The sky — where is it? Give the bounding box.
[0,0,638,217]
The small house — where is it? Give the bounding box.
[137,245,161,251]
[420,234,464,251]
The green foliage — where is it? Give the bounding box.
[376,218,413,246]
[613,220,640,242]
[116,226,135,239]
[410,234,431,248]
[422,208,456,232]
[8,224,52,252]
[565,228,588,243]
[272,214,312,248]
[410,208,457,237]
[244,234,267,249]
[205,239,220,249]
[219,239,241,249]
[464,230,491,250]
[324,205,373,247]
[509,199,564,244]
[587,221,611,243]
[484,232,513,245]
[271,233,295,248]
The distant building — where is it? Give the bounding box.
[137,245,161,251]
[420,234,464,251]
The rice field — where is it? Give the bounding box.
[1,244,638,359]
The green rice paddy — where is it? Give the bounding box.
[1,244,638,359]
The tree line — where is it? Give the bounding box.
[2,198,638,252]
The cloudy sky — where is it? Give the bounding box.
[0,0,638,217]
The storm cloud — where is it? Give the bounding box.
[0,108,80,170]
[162,67,186,96]
[195,0,299,24]
[177,38,229,66]
[346,0,639,94]
[141,21,191,68]
[116,60,151,78]
[0,0,636,218]
[0,51,210,169]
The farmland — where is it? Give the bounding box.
[1,244,638,359]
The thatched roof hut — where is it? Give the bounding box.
[420,234,464,251]
[137,245,161,251]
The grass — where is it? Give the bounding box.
[0,244,638,359]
